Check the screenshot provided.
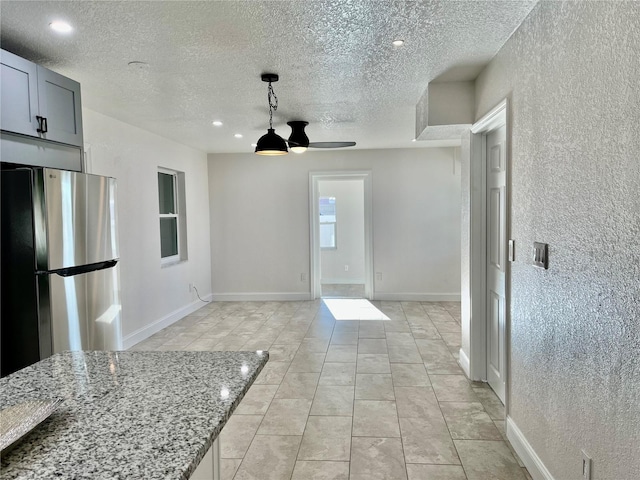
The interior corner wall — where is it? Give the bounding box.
[207,147,461,301]
[319,179,365,284]
[82,108,212,346]
[474,2,640,479]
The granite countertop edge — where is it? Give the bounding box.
[179,352,268,480]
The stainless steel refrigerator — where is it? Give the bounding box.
[1,167,122,377]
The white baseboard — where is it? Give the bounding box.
[210,292,313,302]
[506,416,555,480]
[122,294,213,350]
[458,348,471,377]
[373,292,461,302]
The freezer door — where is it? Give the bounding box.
[46,263,122,353]
[38,168,118,271]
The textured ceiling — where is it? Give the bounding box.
[0,1,537,154]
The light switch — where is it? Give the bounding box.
[533,242,548,269]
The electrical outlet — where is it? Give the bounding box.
[375,272,383,281]
[344,265,349,272]
[189,283,194,292]
[300,273,307,282]
[581,450,592,480]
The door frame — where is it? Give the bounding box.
[469,98,511,408]
[309,171,373,300]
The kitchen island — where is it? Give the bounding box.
[0,350,268,479]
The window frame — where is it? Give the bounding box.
[319,196,337,250]
[158,168,181,265]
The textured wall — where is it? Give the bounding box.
[475,2,640,478]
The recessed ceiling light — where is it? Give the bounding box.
[50,21,72,33]
[234,133,243,138]
[411,138,417,142]
[250,143,257,147]
[212,121,223,127]
[392,39,405,47]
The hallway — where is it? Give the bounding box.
[131,300,530,480]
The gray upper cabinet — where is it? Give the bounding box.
[1,50,39,138]
[1,49,83,148]
[36,66,83,147]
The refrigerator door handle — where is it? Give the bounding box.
[48,259,118,277]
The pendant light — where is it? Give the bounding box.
[287,121,309,154]
[255,73,288,156]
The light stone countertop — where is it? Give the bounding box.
[0,350,268,479]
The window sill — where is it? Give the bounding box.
[161,258,187,268]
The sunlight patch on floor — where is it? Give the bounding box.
[322,298,390,321]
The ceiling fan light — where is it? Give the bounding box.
[255,128,288,156]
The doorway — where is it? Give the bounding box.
[310,172,373,299]
[470,99,509,405]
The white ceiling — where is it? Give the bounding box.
[0,1,537,154]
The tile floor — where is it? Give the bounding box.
[321,284,366,298]
[131,300,532,480]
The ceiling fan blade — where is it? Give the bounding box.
[308,141,356,149]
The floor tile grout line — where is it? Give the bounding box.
[135,300,531,479]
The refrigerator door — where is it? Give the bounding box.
[44,262,122,353]
[1,169,42,377]
[36,168,118,271]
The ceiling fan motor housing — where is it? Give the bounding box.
[287,121,310,151]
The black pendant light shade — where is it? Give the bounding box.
[255,128,288,156]
[255,73,288,156]
[287,121,309,153]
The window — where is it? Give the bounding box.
[158,168,187,264]
[319,196,337,249]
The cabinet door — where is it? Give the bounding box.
[37,66,84,147]
[0,49,39,137]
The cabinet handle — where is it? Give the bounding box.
[36,115,48,133]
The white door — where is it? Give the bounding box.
[486,124,507,403]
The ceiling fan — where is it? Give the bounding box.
[254,73,356,156]
[286,120,356,154]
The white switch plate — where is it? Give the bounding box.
[533,242,548,269]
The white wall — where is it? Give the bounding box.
[319,179,365,284]
[83,108,212,347]
[208,147,461,301]
[466,2,640,479]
